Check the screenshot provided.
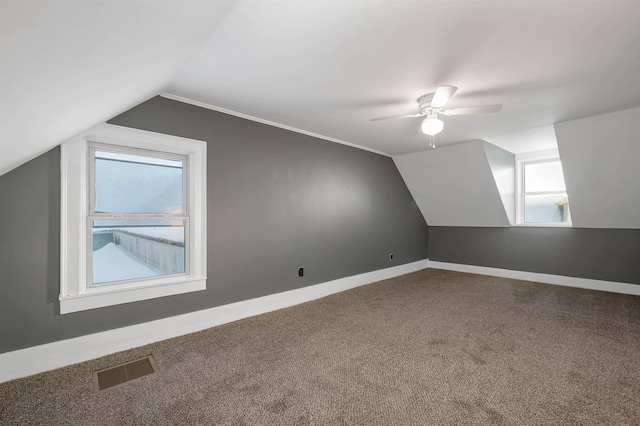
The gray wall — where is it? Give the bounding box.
[429,227,640,285]
[0,96,428,354]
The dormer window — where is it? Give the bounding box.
[515,149,571,226]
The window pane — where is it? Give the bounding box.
[92,220,185,284]
[94,151,184,214]
[524,194,570,223]
[524,161,566,192]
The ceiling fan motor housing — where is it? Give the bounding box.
[417,93,436,112]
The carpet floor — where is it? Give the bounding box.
[1,269,639,425]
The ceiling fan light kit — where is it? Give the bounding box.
[371,85,503,148]
[421,114,444,136]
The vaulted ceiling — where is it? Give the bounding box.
[2,0,639,175]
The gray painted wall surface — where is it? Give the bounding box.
[429,227,640,284]
[0,96,428,353]
[0,149,62,351]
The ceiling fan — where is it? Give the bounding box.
[370,85,502,146]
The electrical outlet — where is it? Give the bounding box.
[298,267,304,277]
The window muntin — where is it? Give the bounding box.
[519,157,571,225]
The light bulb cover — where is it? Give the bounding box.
[421,117,444,135]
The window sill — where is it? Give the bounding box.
[512,223,573,228]
[59,277,206,314]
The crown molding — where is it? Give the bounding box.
[160,93,390,157]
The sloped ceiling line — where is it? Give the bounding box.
[0,0,239,176]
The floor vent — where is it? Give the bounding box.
[93,356,157,392]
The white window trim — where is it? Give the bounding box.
[514,148,571,227]
[60,124,207,314]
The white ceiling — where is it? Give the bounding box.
[2,0,640,174]
[0,0,236,175]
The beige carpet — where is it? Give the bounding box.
[1,269,639,425]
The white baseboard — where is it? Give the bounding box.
[0,259,428,384]
[4,258,636,384]
[428,261,640,296]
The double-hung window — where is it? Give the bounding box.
[60,124,207,314]
[515,149,571,226]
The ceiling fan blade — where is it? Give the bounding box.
[430,85,458,108]
[370,113,423,121]
[443,104,503,116]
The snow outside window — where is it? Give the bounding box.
[60,124,207,314]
